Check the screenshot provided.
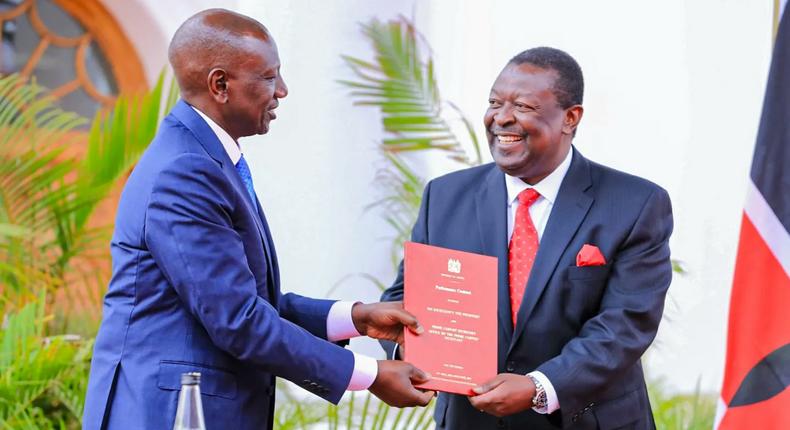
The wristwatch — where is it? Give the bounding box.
[527,374,548,410]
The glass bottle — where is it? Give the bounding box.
[172,372,206,430]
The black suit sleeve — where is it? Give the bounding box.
[537,187,673,425]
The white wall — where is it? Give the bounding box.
[105,0,777,394]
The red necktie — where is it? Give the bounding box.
[509,188,541,327]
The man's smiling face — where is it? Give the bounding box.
[484,63,575,184]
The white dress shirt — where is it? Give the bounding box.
[504,147,573,414]
[191,105,378,391]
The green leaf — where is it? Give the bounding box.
[340,17,482,168]
[0,223,30,238]
[0,71,179,319]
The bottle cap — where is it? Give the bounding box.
[181,372,201,385]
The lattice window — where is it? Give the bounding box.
[0,0,144,119]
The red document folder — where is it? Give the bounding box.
[403,242,498,395]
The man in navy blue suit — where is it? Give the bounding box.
[381,47,673,429]
[83,9,434,430]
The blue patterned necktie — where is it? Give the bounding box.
[234,154,278,297]
[235,155,257,204]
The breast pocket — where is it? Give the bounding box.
[566,264,611,281]
[561,265,612,323]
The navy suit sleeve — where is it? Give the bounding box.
[379,180,432,357]
[144,154,353,403]
[278,293,337,341]
[537,187,673,423]
[278,293,350,347]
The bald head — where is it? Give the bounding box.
[168,9,272,99]
[167,9,288,140]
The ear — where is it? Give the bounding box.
[207,68,229,104]
[562,105,584,135]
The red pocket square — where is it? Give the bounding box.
[576,244,606,267]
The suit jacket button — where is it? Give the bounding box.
[505,362,515,372]
[496,418,506,428]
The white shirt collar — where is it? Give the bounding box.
[505,146,573,207]
[189,104,243,165]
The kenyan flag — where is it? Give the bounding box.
[715,1,790,428]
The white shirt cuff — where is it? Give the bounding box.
[326,301,361,342]
[347,353,378,391]
[528,370,560,414]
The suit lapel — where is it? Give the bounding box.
[220,162,280,302]
[254,197,281,306]
[475,166,513,365]
[170,100,279,300]
[509,148,594,353]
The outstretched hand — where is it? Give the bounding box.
[369,360,435,408]
[352,301,423,345]
[468,373,535,417]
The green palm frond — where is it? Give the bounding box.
[648,378,715,429]
[340,17,482,166]
[0,223,29,238]
[0,72,178,317]
[340,17,483,270]
[326,392,435,430]
[368,152,425,267]
[0,75,85,300]
[0,292,92,429]
[76,73,174,228]
[273,384,435,430]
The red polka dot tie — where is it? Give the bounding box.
[509,188,541,327]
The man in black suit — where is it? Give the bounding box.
[382,47,672,429]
